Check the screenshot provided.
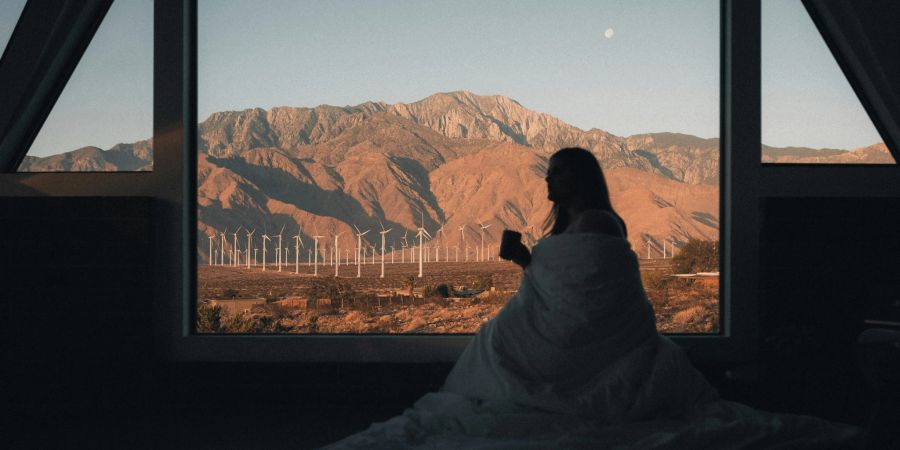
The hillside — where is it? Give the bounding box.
[34,91,894,257]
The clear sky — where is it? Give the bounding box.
[1,0,883,158]
[762,0,883,149]
[0,0,27,58]
[23,0,153,158]
[199,0,720,139]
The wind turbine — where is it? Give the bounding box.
[458,225,467,263]
[292,230,304,274]
[353,225,369,278]
[416,221,432,278]
[245,229,255,268]
[378,223,392,278]
[312,226,323,277]
[231,226,242,267]
[645,237,664,259]
[479,222,491,262]
[435,222,445,263]
[207,234,216,266]
[333,231,344,277]
[220,228,228,266]
[276,225,285,272]
[261,232,270,271]
[401,231,409,263]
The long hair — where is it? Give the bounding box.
[543,147,627,237]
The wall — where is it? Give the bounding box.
[3,195,895,446]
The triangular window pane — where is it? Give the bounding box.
[761,0,895,164]
[17,0,153,172]
[0,0,27,59]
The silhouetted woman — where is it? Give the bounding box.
[326,148,861,448]
[441,146,717,419]
[503,147,629,269]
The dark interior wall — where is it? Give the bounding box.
[756,197,900,424]
[3,1,900,447]
[3,195,896,445]
[1,196,453,446]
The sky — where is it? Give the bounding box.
[0,0,27,58]
[15,0,153,158]
[762,0,883,149]
[198,0,720,140]
[0,0,883,158]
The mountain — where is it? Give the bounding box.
[19,91,786,257]
[19,140,152,172]
[761,142,895,164]
[191,92,728,256]
[21,91,893,259]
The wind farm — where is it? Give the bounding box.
[197,215,717,335]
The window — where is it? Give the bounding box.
[761,0,895,164]
[17,0,153,172]
[195,0,720,335]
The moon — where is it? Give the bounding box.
[604,28,615,39]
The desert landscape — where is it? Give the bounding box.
[196,256,719,335]
[23,91,741,333]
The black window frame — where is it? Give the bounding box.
[1,0,898,364]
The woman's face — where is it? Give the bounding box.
[545,159,573,204]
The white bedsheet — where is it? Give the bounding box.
[324,234,861,449]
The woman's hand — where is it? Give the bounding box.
[501,240,532,269]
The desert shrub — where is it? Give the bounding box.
[197,301,291,333]
[222,312,290,333]
[640,270,671,291]
[405,276,417,297]
[668,301,719,333]
[472,274,494,290]
[426,296,450,307]
[671,239,719,274]
[306,278,355,310]
[423,283,451,298]
[259,302,293,320]
[196,302,223,332]
[478,291,512,305]
[402,317,428,333]
[672,305,705,325]
[373,315,394,333]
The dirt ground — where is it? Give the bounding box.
[197,259,719,334]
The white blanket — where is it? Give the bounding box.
[324,234,860,449]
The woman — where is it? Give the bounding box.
[325,148,859,448]
[503,147,630,269]
[440,147,717,422]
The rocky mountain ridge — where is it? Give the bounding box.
[16,91,893,260]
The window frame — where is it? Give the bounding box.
[172,0,739,363]
[2,0,898,364]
